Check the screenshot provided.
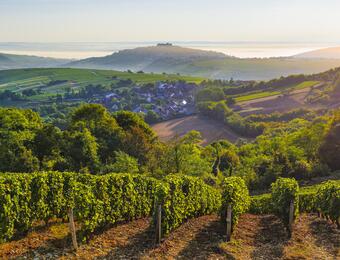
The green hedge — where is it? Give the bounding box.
[220,177,250,229]
[154,175,221,236]
[315,180,340,228]
[0,172,159,242]
[271,178,299,227]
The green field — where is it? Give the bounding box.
[291,81,319,90]
[234,81,319,103]
[0,68,204,92]
[235,91,281,102]
[0,68,204,105]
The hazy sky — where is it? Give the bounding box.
[1,0,340,42]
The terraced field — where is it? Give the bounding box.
[234,81,327,115]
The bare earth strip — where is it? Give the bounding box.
[152,115,242,145]
[1,214,338,259]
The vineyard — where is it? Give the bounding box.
[0,172,339,258]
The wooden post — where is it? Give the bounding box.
[155,204,162,244]
[68,208,78,251]
[226,204,232,242]
[288,200,294,235]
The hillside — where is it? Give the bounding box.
[67,44,227,71]
[0,68,203,104]
[0,53,69,70]
[295,46,340,59]
[67,45,340,80]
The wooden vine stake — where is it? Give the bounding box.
[155,204,162,244]
[288,200,294,236]
[226,204,232,242]
[68,208,78,251]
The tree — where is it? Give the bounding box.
[70,104,123,163]
[319,113,340,171]
[144,110,160,124]
[195,87,225,103]
[61,125,99,172]
[0,108,42,172]
[101,151,139,174]
[113,111,156,164]
[32,124,63,170]
[220,149,240,176]
[162,131,211,176]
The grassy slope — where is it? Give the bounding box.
[0,68,204,103]
[234,80,319,102]
[183,58,340,80]
[0,53,69,70]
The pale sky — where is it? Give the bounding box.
[1,0,340,42]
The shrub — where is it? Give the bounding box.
[0,172,160,242]
[154,175,221,235]
[271,178,299,227]
[315,181,340,228]
[220,177,250,229]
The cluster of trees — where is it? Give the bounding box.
[0,90,26,102]
[0,104,339,192]
[245,109,318,123]
[0,105,155,174]
[197,100,264,137]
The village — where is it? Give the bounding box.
[101,81,198,120]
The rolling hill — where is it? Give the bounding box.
[67,44,227,71]
[294,46,340,59]
[67,44,340,80]
[0,53,70,70]
[0,68,204,106]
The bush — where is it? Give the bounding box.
[154,175,221,235]
[271,178,299,227]
[0,172,160,242]
[315,181,340,228]
[220,177,250,229]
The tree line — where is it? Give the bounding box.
[0,104,339,191]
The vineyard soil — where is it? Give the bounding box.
[0,214,338,259]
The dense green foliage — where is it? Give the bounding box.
[315,181,340,227]
[153,175,221,235]
[0,104,337,193]
[220,177,250,229]
[271,178,299,227]
[0,105,157,174]
[197,100,264,137]
[0,171,159,242]
[319,112,340,171]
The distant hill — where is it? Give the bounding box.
[0,53,70,70]
[67,45,340,80]
[67,45,227,71]
[294,46,340,59]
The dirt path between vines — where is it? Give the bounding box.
[0,214,339,259]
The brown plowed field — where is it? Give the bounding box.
[152,115,242,145]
